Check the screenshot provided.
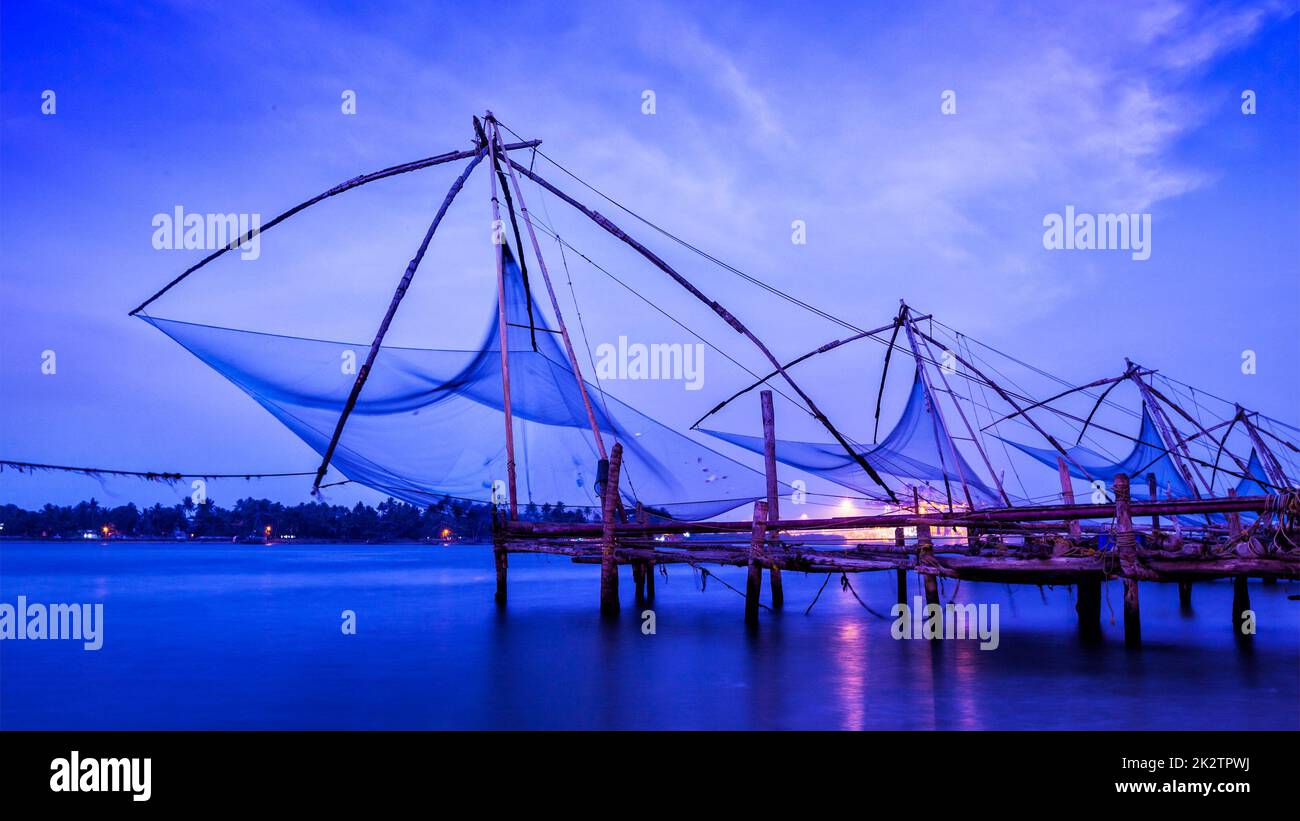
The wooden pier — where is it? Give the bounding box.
[494,433,1298,644]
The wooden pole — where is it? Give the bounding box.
[1147,472,1160,535]
[1115,473,1141,648]
[491,507,507,605]
[1062,457,1101,637]
[917,522,939,608]
[311,152,484,495]
[497,133,608,462]
[760,390,784,609]
[746,501,769,626]
[600,442,624,617]
[638,503,655,603]
[1227,488,1251,639]
[486,115,519,520]
[1076,576,1101,640]
[894,527,907,606]
[1056,457,1082,540]
[632,559,646,604]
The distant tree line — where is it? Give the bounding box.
[0,495,593,542]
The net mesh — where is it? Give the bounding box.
[703,370,1002,506]
[141,246,769,520]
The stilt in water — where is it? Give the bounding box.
[632,561,647,604]
[745,501,769,626]
[599,442,624,618]
[1178,582,1193,610]
[917,522,940,609]
[760,390,783,610]
[1076,578,1101,640]
[1225,492,1252,641]
[491,508,507,605]
[1114,474,1141,648]
[895,527,907,606]
[1233,577,1251,640]
[636,503,654,605]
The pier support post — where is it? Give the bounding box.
[633,561,647,604]
[746,501,769,626]
[1233,577,1251,639]
[635,503,654,604]
[1076,578,1101,640]
[1178,582,1192,610]
[491,508,507,605]
[1115,474,1141,648]
[1226,494,1251,640]
[895,527,907,606]
[760,390,784,610]
[917,522,939,608]
[600,442,624,618]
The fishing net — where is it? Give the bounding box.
[999,405,1194,500]
[141,246,769,520]
[703,370,1002,506]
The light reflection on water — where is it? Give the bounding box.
[1,541,1296,730]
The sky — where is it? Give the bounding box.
[1,0,1297,514]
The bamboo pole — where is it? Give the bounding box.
[497,131,608,462]
[600,442,624,616]
[691,316,923,430]
[760,390,784,609]
[506,158,898,503]
[311,152,485,495]
[746,501,769,625]
[1115,474,1141,648]
[486,115,519,520]
[128,140,540,317]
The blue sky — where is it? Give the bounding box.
[1,0,1296,512]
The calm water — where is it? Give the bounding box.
[1,540,1296,730]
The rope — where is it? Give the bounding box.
[804,572,832,615]
[696,564,771,610]
[839,573,890,619]
[0,460,314,481]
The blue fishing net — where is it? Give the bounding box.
[141,247,769,520]
[999,405,1194,500]
[704,370,1002,506]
